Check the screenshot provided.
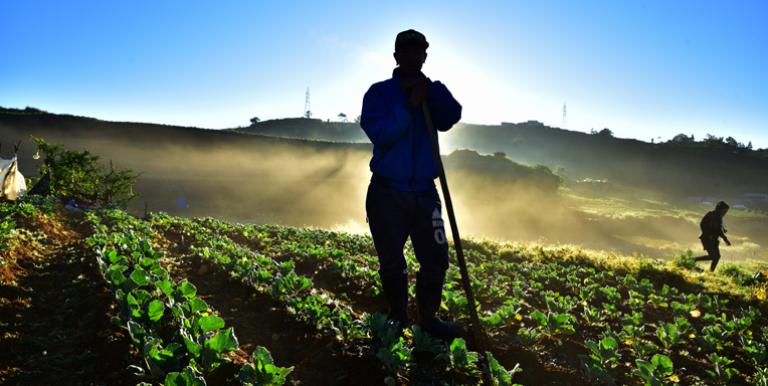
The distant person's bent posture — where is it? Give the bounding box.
[360,29,462,338]
[694,201,731,272]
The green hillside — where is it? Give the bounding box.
[2,196,767,385]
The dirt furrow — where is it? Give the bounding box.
[0,234,136,385]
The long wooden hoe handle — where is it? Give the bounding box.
[421,101,493,385]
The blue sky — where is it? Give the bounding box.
[2,1,767,147]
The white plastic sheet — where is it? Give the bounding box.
[0,156,27,200]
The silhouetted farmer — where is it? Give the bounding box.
[360,29,462,338]
[694,201,731,272]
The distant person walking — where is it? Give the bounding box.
[694,201,731,272]
[360,29,462,339]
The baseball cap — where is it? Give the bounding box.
[395,29,429,51]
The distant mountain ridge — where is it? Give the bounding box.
[232,117,369,143]
[3,106,767,200]
[235,111,768,198]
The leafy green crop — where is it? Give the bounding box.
[83,208,289,385]
[634,354,677,386]
[238,346,294,386]
[581,335,620,384]
[706,353,739,384]
[0,218,15,250]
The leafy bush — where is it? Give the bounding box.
[673,250,697,270]
[31,136,139,208]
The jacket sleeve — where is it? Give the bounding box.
[427,80,462,132]
[360,84,411,147]
[716,217,727,239]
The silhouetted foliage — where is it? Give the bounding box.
[31,136,140,208]
[0,106,49,115]
[671,133,695,143]
[598,128,613,137]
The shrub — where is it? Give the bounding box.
[673,250,697,270]
[31,136,140,209]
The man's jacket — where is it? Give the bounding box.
[699,210,726,243]
[360,67,462,191]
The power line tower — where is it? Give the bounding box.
[304,87,312,118]
[562,102,567,129]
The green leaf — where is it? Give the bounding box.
[449,337,478,370]
[486,351,514,385]
[134,289,152,305]
[634,359,656,383]
[553,313,569,324]
[450,338,470,366]
[140,239,152,254]
[530,310,547,326]
[126,292,142,318]
[165,366,206,386]
[127,321,145,345]
[106,248,120,263]
[148,299,164,322]
[145,341,185,375]
[253,345,275,367]
[202,327,239,371]
[188,298,209,313]
[181,328,202,358]
[157,279,174,297]
[129,267,149,287]
[651,354,674,376]
[107,264,128,286]
[179,280,197,299]
[197,315,225,333]
[139,257,156,268]
[205,327,239,354]
[601,336,618,351]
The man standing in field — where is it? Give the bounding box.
[360,29,462,339]
[694,201,731,272]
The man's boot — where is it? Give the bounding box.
[380,270,409,332]
[416,272,460,340]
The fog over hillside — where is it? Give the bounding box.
[2,107,767,261]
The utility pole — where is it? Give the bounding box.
[304,87,312,118]
[562,102,567,129]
